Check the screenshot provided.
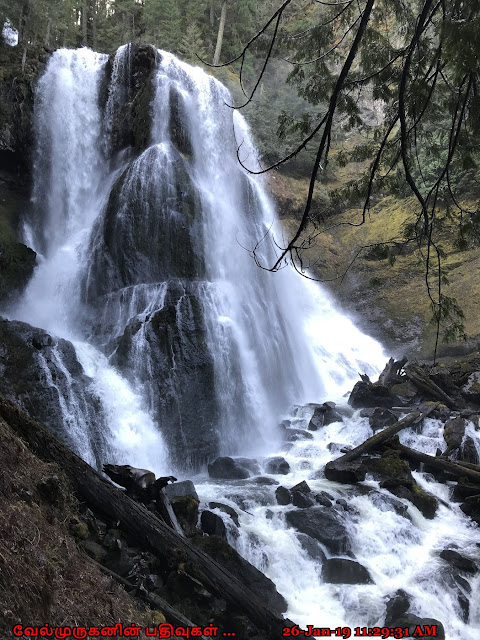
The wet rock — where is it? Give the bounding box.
[370,491,410,520]
[363,451,414,488]
[291,481,311,494]
[296,533,326,565]
[335,498,348,510]
[324,460,366,484]
[458,436,479,465]
[291,491,315,508]
[384,589,411,626]
[461,371,480,405]
[388,484,438,519]
[394,614,445,639]
[264,456,290,475]
[369,407,398,431]
[322,558,373,585]
[208,457,251,480]
[282,427,314,442]
[275,486,291,506]
[285,507,351,555]
[200,510,226,538]
[171,495,200,535]
[443,417,466,455]
[316,492,334,507]
[251,476,279,486]
[165,479,199,501]
[209,502,240,527]
[234,457,262,476]
[193,535,288,614]
[349,380,403,409]
[308,402,343,430]
[439,549,477,574]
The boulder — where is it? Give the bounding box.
[349,380,403,409]
[171,495,200,536]
[200,510,226,538]
[443,417,466,454]
[193,535,288,614]
[307,402,343,430]
[234,457,262,476]
[165,479,199,501]
[275,486,291,506]
[388,484,438,519]
[362,451,414,488]
[282,427,314,442]
[458,436,479,465]
[393,614,445,639]
[384,589,411,626]
[369,407,398,431]
[209,502,240,527]
[370,491,410,520]
[322,558,373,585]
[315,492,333,508]
[208,457,251,480]
[439,549,477,574]
[324,460,366,484]
[296,533,326,565]
[264,456,290,475]
[285,507,351,555]
[291,491,315,508]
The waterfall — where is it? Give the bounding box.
[4,45,478,638]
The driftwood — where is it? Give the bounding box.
[378,357,408,386]
[327,405,438,467]
[404,364,455,408]
[394,442,480,484]
[0,397,287,637]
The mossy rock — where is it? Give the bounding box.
[363,450,414,488]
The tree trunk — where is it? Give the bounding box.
[82,0,88,45]
[213,1,227,65]
[0,397,288,637]
[395,442,480,484]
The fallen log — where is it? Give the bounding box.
[395,443,480,484]
[328,404,438,466]
[404,364,455,408]
[0,397,287,637]
[378,357,407,386]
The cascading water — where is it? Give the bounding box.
[4,45,479,638]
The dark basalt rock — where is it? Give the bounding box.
[443,416,466,455]
[291,490,315,508]
[264,456,290,475]
[439,549,477,574]
[296,533,326,565]
[285,506,351,555]
[169,85,193,157]
[307,402,344,430]
[458,435,479,465]
[234,457,262,476]
[171,495,200,536]
[282,427,314,442]
[193,535,288,614]
[363,451,414,488]
[388,484,438,519]
[208,457,251,480]
[369,407,398,431]
[349,380,403,409]
[201,510,227,538]
[322,558,373,585]
[370,491,410,520]
[209,502,240,527]
[165,480,199,501]
[275,486,291,506]
[384,589,411,626]
[324,460,367,484]
[393,615,445,639]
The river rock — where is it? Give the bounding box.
[363,451,414,488]
[458,436,479,464]
[439,549,477,574]
[282,427,314,442]
[388,484,438,519]
[393,614,445,639]
[234,457,262,476]
[322,558,373,585]
[291,491,315,508]
[171,495,200,536]
[369,407,398,431]
[209,502,240,527]
[275,486,291,506]
[384,589,411,626]
[264,456,290,475]
[165,479,199,501]
[208,457,251,480]
[296,533,326,565]
[285,507,351,555]
[200,510,226,538]
[348,380,403,409]
[193,535,288,614]
[370,490,410,520]
[443,416,466,454]
[324,460,367,483]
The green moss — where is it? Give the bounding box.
[410,483,438,519]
